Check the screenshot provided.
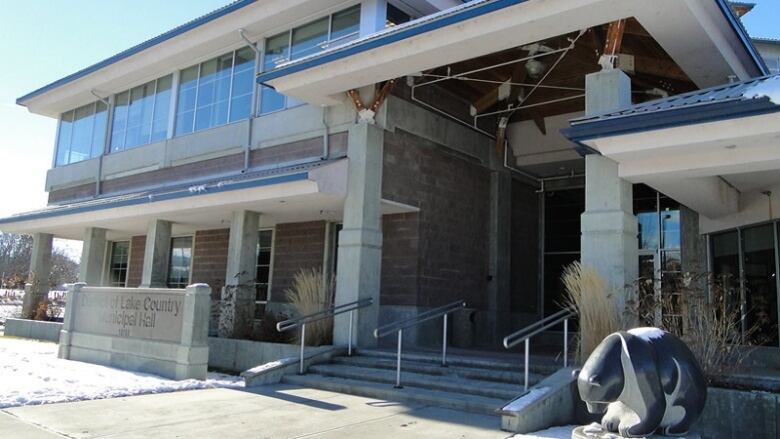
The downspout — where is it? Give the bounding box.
[239,29,262,172]
[321,106,330,160]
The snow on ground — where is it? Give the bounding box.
[0,337,243,409]
[510,425,576,438]
[502,386,549,412]
[0,304,22,325]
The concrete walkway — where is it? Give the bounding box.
[1,384,516,438]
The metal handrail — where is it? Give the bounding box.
[374,300,467,388]
[502,306,576,391]
[277,297,373,374]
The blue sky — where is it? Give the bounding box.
[0,0,778,256]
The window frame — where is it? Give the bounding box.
[254,228,275,320]
[110,75,173,152]
[166,235,194,289]
[53,100,108,167]
[107,241,131,288]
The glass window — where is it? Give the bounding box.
[229,47,255,123]
[742,224,778,346]
[167,237,193,288]
[330,5,360,45]
[151,75,173,142]
[54,101,107,166]
[259,32,290,115]
[194,54,233,131]
[175,65,199,136]
[109,241,130,287]
[124,81,155,149]
[254,230,274,320]
[110,75,172,152]
[291,17,329,60]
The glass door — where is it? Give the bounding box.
[742,224,778,346]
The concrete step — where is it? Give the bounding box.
[282,373,507,416]
[356,348,560,375]
[332,355,545,386]
[309,363,526,400]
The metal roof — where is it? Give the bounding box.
[563,74,780,145]
[0,159,337,225]
[16,0,257,106]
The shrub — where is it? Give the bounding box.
[284,268,334,346]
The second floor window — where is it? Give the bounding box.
[175,47,256,136]
[111,75,173,152]
[167,236,193,288]
[55,101,107,166]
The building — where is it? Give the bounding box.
[1,0,777,356]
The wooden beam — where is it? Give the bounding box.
[603,19,626,60]
[369,79,396,113]
[347,89,365,112]
[632,55,690,83]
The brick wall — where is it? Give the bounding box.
[382,128,491,310]
[381,213,420,306]
[48,182,96,205]
[191,228,230,300]
[126,235,146,288]
[269,221,327,303]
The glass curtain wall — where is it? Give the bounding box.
[711,222,779,347]
[111,75,172,152]
[175,47,256,136]
[55,101,108,166]
[259,6,360,114]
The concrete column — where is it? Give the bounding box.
[581,68,637,316]
[21,233,53,319]
[333,123,384,347]
[219,210,260,339]
[79,227,107,285]
[140,219,172,288]
[487,170,512,345]
[360,0,387,37]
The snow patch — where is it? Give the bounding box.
[243,357,296,375]
[746,76,780,105]
[503,387,550,412]
[628,327,665,341]
[510,425,576,439]
[0,337,243,409]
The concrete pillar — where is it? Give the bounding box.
[140,219,172,288]
[219,210,260,339]
[581,68,637,316]
[21,233,53,319]
[333,123,384,347]
[487,170,512,345]
[360,0,387,37]
[79,227,107,285]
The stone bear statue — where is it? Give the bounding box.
[576,327,707,437]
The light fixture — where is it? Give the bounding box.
[525,58,546,79]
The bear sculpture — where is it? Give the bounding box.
[577,327,707,437]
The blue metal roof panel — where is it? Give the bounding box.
[16,0,257,105]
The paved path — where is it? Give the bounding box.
[1,385,516,438]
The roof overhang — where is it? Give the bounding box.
[258,0,767,106]
[17,0,360,117]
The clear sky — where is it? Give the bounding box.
[0,0,778,259]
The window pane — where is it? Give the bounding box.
[175,65,199,135]
[330,5,360,45]
[91,101,107,158]
[109,241,130,287]
[111,91,130,152]
[124,81,155,149]
[259,86,286,114]
[229,47,255,122]
[742,224,779,346]
[69,103,96,163]
[167,237,193,288]
[291,17,328,60]
[56,111,74,166]
[151,75,172,142]
[195,54,232,131]
[260,32,290,114]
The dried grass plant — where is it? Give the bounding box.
[285,268,335,346]
[561,261,623,364]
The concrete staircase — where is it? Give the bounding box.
[281,349,557,416]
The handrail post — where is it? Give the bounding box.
[299,323,306,375]
[441,313,448,367]
[348,310,354,357]
[524,338,529,391]
[395,329,403,389]
[563,318,569,368]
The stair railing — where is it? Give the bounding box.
[502,306,576,391]
[277,298,373,374]
[373,300,467,388]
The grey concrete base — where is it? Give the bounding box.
[207,337,334,373]
[696,386,780,439]
[4,318,63,342]
[242,346,346,386]
[571,424,701,439]
[500,367,578,434]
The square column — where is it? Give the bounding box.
[487,170,512,344]
[334,123,384,347]
[360,0,387,37]
[140,219,172,288]
[219,210,260,339]
[79,227,107,285]
[21,233,53,319]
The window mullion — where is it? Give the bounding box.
[66,109,75,165]
[192,63,202,133]
[227,50,236,121]
[149,79,158,144]
[168,71,180,140]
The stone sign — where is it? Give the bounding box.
[58,283,211,380]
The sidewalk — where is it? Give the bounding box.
[1,385,516,438]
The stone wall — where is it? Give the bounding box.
[380,212,420,307]
[191,228,230,300]
[269,221,327,303]
[382,128,491,310]
[126,235,146,288]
